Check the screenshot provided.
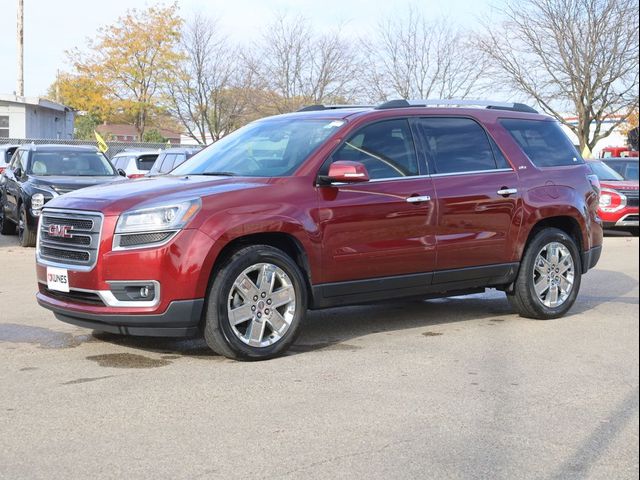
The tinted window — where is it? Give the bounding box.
[500,119,583,167]
[328,119,419,179]
[137,155,158,171]
[488,137,510,169]
[27,151,115,176]
[414,118,498,174]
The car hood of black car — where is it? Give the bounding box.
[30,175,123,194]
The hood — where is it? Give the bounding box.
[600,180,639,191]
[44,175,271,215]
[31,175,121,195]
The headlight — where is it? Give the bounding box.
[115,199,201,234]
[599,194,611,208]
[113,199,201,250]
[31,193,45,210]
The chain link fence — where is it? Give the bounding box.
[0,138,198,159]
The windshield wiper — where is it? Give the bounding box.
[198,171,236,176]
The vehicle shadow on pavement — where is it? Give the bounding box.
[90,292,515,358]
[87,271,637,358]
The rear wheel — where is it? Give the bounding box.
[0,208,16,235]
[203,245,307,360]
[18,205,36,247]
[508,228,581,319]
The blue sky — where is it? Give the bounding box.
[1,0,496,97]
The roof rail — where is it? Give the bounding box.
[375,99,538,113]
[297,104,373,112]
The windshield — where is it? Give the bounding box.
[588,161,624,181]
[28,151,116,176]
[172,118,346,177]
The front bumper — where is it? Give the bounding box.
[37,293,204,337]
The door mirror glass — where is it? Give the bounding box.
[324,161,370,183]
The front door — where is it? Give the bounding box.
[316,118,437,284]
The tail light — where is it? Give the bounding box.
[128,173,145,179]
[0,167,5,175]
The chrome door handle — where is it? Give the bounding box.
[406,195,431,203]
[497,188,518,196]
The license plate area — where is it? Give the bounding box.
[46,267,70,292]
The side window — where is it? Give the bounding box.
[161,154,177,173]
[172,154,187,170]
[488,136,511,169]
[500,119,583,167]
[328,119,419,180]
[137,155,157,171]
[414,118,498,174]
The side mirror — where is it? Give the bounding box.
[320,161,370,185]
[117,169,127,177]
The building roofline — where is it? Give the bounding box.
[0,94,71,112]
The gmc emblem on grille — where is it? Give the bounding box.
[48,224,73,238]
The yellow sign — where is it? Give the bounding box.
[581,145,592,158]
[94,131,109,153]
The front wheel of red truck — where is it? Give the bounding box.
[204,245,308,360]
[508,228,582,319]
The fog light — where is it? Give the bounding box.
[140,286,150,298]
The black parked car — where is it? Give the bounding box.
[0,144,125,247]
[147,147,202,176]
[0,144,19,175]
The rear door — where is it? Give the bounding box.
[412,117,520,272]
[4,150,27,221]
[316,118,437,284]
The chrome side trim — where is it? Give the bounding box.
[615,214,639,227]
[430,168,514,178]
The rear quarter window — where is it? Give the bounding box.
[500,119,583,167]
[137,154,158,171]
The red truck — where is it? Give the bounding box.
[588,160,639,235]
[33,100,603,360]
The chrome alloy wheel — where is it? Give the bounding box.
[533,242,575,308]
[227,263,296,347]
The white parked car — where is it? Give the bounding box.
[110,150,159,178]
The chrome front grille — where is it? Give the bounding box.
[37,209,103,271]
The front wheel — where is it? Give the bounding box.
[203,245,307,360]
[18,205,36,247]
[508,228,582,319]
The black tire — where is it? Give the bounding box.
[203,245,308,360]
[507,228,582,319]
[18,204,36,247]
[0,207,16,235]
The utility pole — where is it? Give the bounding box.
[17,0,24,97]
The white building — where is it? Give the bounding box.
[560,114,629,157]
[0,94,75,139]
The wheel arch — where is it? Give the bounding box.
[522,215,585,273]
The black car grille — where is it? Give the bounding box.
[37,210,102,269]
[621,190,639,207]
[39,284,105,306]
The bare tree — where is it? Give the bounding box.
[167,14,250,144]
[249,14,361,113]
[476,0,639,151]
[363,8,486,102]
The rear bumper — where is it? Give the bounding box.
[582,245,602,273]
[37,293,204,337]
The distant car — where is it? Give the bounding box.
[587,160,639,235]
[602,157,639,181]
[110,150,159,178]
[0,144,125,247]
[0,144,19,175]
[147,147,202,176]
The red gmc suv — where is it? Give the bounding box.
[35,100,603,360]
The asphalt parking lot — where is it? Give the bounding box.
[0,233,638,480]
